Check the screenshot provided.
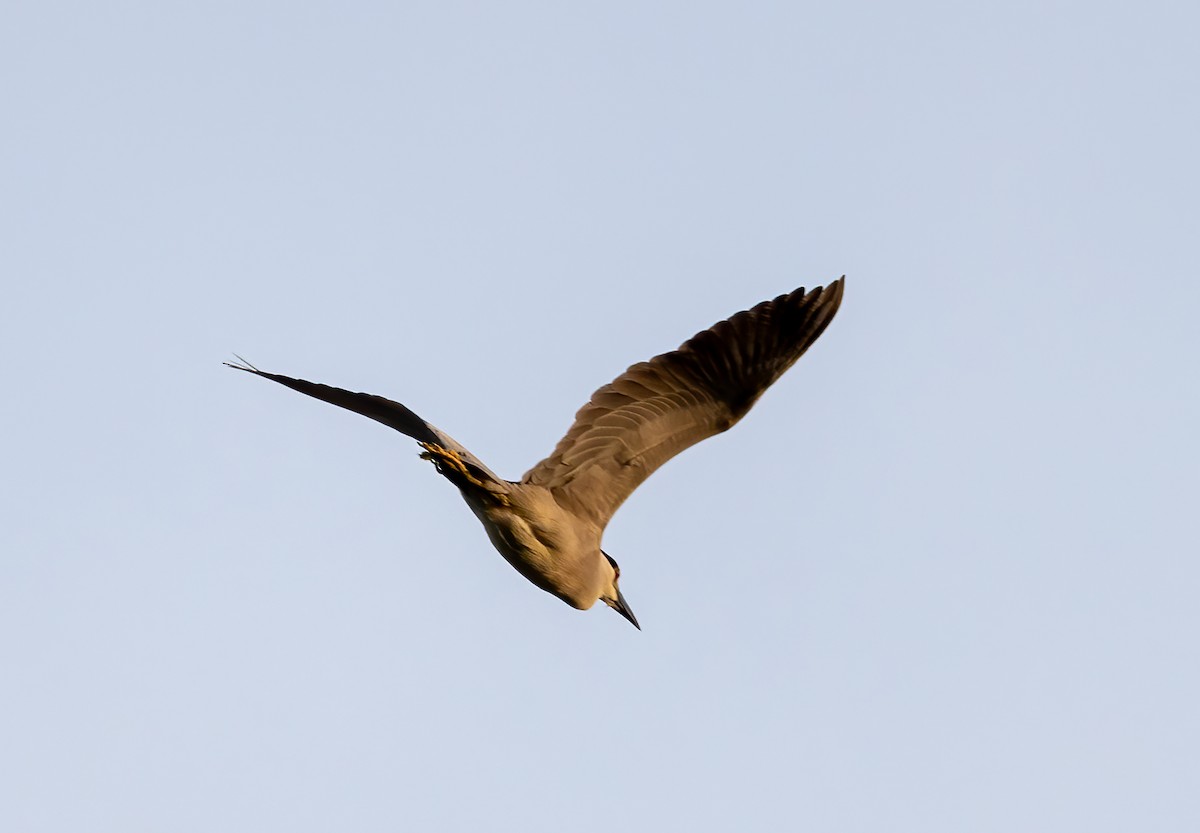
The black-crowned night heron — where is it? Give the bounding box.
[227,278,844,628]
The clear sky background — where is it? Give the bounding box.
[2,1,1197,830]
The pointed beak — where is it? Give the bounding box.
[613,587,641,630]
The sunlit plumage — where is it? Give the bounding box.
[227,278,844,628]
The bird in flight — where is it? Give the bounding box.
[226,278,844,629]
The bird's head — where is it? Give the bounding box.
[599,551,640,630]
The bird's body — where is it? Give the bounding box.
[419,443,604,607]
[227,279,844,628]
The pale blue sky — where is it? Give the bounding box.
[2,1,1197,830]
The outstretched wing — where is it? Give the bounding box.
[521,278,844,528]
[225,359,503,484]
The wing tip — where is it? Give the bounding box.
[801,275,845,305]
[224,353,262,374]
[816,275,845,312]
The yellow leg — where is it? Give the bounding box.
[419,441,469,475]
[419,442,510,505]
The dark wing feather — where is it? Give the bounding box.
[225,361,502,483]
[521,278,844,527]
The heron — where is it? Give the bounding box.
[226,278,844,628]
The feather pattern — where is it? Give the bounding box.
[522,278,844,527]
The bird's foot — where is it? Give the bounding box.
[419,442,509,505]
[420,442,468,476]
